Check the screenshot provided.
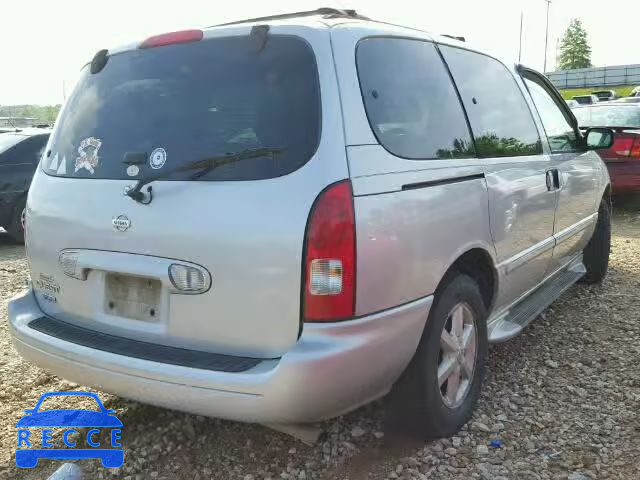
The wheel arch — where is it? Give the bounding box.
[437,247,498,313]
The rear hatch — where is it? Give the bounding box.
[26,27,343,358]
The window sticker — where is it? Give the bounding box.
[149,147,167,170]
[74,137,102,174]
[126,165,140,177]
[48,153,59,171]
[57,156,67,175]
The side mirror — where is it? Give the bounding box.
[585,127,615,150]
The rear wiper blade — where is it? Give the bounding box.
[125,147,285,204]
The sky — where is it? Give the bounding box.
[1,0,637,105]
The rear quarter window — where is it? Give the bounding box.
[440,46,542,157]
[356,37,474,160]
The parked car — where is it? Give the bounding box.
[573,104,640,194]
[591,90,617,102]
[0,128,50,242]
[573,94,599,105]
[8,8,614,438]
[566,99,579,108]
[631,86,640,97]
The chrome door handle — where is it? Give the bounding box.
[546,170,554,191]
[546,169,560,191]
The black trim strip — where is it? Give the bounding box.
[401,173,485,191]
[28,317,265,373]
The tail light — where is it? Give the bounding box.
[139,30,203,49]
[169,264,210,293]
[632,136,640,158]
[303,180,356,322]
[612,134,640,158]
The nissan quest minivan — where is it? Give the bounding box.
[9,9,615,437]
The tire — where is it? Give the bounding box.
[387,274,488,439]
[6,197,26,244]
[580,199,611,284]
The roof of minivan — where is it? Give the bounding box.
[203,10,473,50]
[103,9,505,70]
[208,13,507,65]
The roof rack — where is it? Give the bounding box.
[441,34,466,42]
[213,7,369,27]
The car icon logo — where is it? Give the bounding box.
[112,215,131,232]
[15,391,124,469]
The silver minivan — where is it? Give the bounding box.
[9,9,614,437]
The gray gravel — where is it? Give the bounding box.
[1,203,639,480]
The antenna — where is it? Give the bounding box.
[543,0,552,73]
[518,11,524,63]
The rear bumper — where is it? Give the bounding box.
[9,288,431,423]
[605,161,640,193]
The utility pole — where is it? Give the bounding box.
[543,0,551,73]
[518,11,524,63]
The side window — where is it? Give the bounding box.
[522,77,580,153]
[356,38,474,160]
[440,46,542,158]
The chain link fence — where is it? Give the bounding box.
[547,64,640,89]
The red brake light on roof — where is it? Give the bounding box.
[139,30,203,49]
[303,180,356,322]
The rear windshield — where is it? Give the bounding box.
[43,35,320,181]
[0,134,24,154]
[573,106,640,128]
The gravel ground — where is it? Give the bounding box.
[1,202,639,480]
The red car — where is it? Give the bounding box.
[573,104,640,194]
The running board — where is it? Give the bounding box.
[488,260,586,343]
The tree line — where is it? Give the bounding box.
[0,104,61,125]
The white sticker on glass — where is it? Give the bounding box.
[49,153,59,171]
[126,164,140,177]
[149,148,167,170]
[57,156,67,175]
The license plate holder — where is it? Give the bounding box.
[104,274,161,322]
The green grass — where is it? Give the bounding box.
[559,85,636,100]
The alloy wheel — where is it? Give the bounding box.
[438,302,477,408]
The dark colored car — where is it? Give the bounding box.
[573,104,640,194]
[572,94,599,105]
[591,90,617,102]
[0,129,49,242]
